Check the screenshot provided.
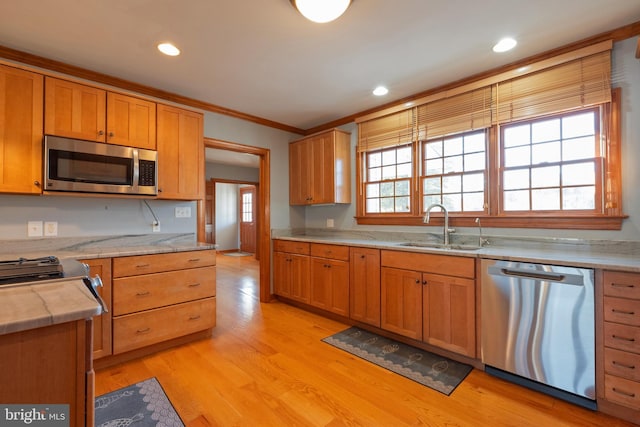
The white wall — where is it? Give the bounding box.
[304,38,640,241]
[214,183,239,250]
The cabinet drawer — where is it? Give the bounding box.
[113,297,216,354]
[113,250,216,277]
[381,250,475,279]
[604,296,640,327]
[604,374,640,410]
[113,266,216,315]
[603,271,640,299]
[310,243,349,261]
[273,240,310,255]
[605,348,640,382]
[604,322,640,354]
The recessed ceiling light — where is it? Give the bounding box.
[157,42,180,56]
[493,37,517,53]
[373,86,388,96]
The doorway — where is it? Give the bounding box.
[201,138,271,303]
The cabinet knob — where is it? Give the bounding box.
[415,279,420,284]
[108,132,115,138]
[360,255,366,259]
[422,280,428,285]
[98,130,104,136]
[33,180,40,187]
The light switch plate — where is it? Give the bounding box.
[27,221,43,237]
[44,221,58,237]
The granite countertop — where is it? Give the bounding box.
[0,278,101,335]
[0,233,215,336]
[272,230,640,273]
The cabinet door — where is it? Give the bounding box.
[310,258,349,316]
[350,247,381,327]
[0,65,43,194]
[106,92,156,149]
[82,258,112,359]
[44,77,106,142]
[157,104,204,200]
[273,251,292,298]
[381,267,422,340]
[290,254,310,304]
[289,138,312,205]
[423,273,476,357]
[310,133,333,204]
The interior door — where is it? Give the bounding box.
[240,185,257,253]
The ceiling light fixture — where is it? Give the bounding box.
[492,37,517,53]
[290,0,352,23]
[157,42,180,56]
[373,86,388,96]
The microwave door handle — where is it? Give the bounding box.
[132,149,139,191]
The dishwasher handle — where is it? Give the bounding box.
[487,265,585,286]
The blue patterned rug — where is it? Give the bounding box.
[95,377,184,427]
[322,327,472,395]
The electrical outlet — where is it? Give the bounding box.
[326,218,335,228]
[175,206,191,218]
[44,221,58,237]
[27,221,43,237]
[152,222,161,232]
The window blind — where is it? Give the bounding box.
[357,109,415,153]
[416,86,493,140]
[495,51,611,123]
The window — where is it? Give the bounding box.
[355,43,622,229]
[365,145,412,213]
[501,110,601,213]
[421,130,487,213]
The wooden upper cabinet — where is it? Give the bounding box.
[0,65,43,194]
[106,92,156,149]
[44,77,106,142]
[289,129,351,205]
[45,77,156,149]
[156,104,204,200]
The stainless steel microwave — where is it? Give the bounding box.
[44,135,158,196]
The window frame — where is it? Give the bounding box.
[355,89,624,230]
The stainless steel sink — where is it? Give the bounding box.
[396,242,482,251]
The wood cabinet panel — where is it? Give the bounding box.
[604,348,640,382]
[604,322,640,354]
[381,250,475,279]
[273,251,310,303]
[113,298,216,354]
[113,266,216,315]
[106,92,156,149]
[310,243,349,261]
[603,374,640,410]
[603,271,640,300]
[604,296,640,327]
[113,250,216,277]
[310,257,349,316]
[381,267,422,340]
[423,273,476,357]
[349,247,381,327]
[81,258,112,360]
[0,65,43,194]
[156,104,204,200]
[273,240,310,255]
[44,76,106,142]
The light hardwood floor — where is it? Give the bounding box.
[96,254,634,426]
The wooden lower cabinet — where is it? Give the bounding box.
[273,240,311,303]
[309,243,349,316]
[349,247,381,327]
[81,257,112,359]
[111,250,216,355]
[380,250,476,357]
[0,319,94,427]
[597,270,640,423]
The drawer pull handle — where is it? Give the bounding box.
[188,283,201,288]
[611,283,635,288]
[612,360,636,370]
[188,315,201,321]
[135,291,151,297]
[136,263,150,268]
[612,387,636,398]
[612,334,636,342]
[136,327,151,334]
[612,308,635,315]
[189,258,201,263]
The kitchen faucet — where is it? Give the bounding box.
[424,203,454,246]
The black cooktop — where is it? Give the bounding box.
[0,256,64,285]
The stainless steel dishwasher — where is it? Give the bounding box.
[481,259,596,409]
